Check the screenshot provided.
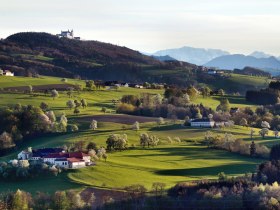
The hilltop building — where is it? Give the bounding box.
[57,30,80,40]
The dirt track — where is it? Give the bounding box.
[78,114,158,124]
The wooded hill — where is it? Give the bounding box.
[0,32,196,85]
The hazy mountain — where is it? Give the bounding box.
[249,51,273,59]
[205,54,280,75]
[152,46,229,65]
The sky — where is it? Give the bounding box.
[1,0,280,55]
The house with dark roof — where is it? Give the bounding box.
[190,118,215,128]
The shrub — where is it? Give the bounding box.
[116,103,136,114]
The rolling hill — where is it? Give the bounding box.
[0,32,196,85]
[0,32,272,93]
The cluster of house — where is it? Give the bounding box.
[56,29,80,40]
[17,148,91,169]
[108,81,144,89]
[0,69,14,76]
[102,80,165,89]
[207,69,225,75]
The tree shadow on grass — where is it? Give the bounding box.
[124,146,263,162]
[149,124,186,131]
[154,162,257,177]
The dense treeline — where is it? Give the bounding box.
[117,88,214,120]
[0,189,95,210]
[0,104,68,155]
[233,66,271,77]
[246,90,279,105]
[246,81,280,105]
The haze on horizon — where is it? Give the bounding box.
[1,0,280,55]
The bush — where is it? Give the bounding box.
[116,103,136,114]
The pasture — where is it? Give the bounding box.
[0,76,271,194]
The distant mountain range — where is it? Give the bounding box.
[152,46,230,65]
[150,47,280,75]
[205,54,280,75]
[249,51,273,59]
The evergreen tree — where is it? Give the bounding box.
[250,141,256,156]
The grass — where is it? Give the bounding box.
[0,173,82,194]
[206,73,270,94]
[0,76,84,88]
[192,95,258,110]
[0,121,272,193]
[69,144,261,190]
[0,75,272,194]
[229,74,270,87]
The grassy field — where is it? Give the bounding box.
[205,73,270,94]
[0,76,258,117]
[229,74,269,87]
[0,120,275,194]
[0,76,271,194]
[69,142,261,190]
[0,76,85,88]
[193,95,258,110]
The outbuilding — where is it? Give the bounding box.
[190,118,215,128]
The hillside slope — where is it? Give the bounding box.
[0,32,196,84]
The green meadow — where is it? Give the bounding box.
[0,76,274,194]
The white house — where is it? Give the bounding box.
[68,158,86,169]
[190,118,215,128]
[18,150,32,160]
[0,70,14,76]
[57,30,80,40]
[42,152,90,168]
[121,83,129,87]
[54,158,69,168]
[208,70,217,75]
[17,148,91,169]
[4,70,14,76]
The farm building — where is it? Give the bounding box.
[18,148,91,169]
[0,69,14,76]
[190,118,215,128]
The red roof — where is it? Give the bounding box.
[43,152,89,159]
[67,158,85,163]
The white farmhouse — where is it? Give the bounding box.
[17,148,91,169]
[57,30,80,40]
[0,70,14,76]
[190,118,215,128]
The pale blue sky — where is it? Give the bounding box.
[1,0,280,55]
